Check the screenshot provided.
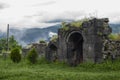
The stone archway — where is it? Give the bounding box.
[67,32,83,66]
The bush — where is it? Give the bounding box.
[27,48,38,64]
[10,48,21,63]
[39,39,46,43]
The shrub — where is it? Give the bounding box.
[27,48,38,64]
[50,35,58,42]
[10,48,21,63]
[39,39,46,43]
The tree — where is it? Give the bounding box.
[0,35,21,54]
[27,48,38,64]
[0,38,7,53]
[10,48,21,63]
[9,35,21,50]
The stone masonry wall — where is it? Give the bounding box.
[103,40,120,59]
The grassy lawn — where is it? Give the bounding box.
[0,57,120,80]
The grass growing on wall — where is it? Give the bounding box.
[108,34,120,41]
[61,18,90,31]
[0,56,120,80]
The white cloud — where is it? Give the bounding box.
[0,0,120,31]
[49,32,57,37]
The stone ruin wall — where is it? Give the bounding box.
[102,40,120,59]
[22,18,120,65]
[45,41,58,62]
[22,43,47,57]
[46,18,113,66]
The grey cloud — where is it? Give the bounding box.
[33,1,56,7]
[105,12,120,23]
[0,2,9,9]
[24,12,45,18]
[36,11,86,23]
[22,11,86,28]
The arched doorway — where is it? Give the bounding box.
[67,32,83,66]
[49,44,58,62]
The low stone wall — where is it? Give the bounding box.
[22,43,47,57]
[32,43,47,57]
[22,48,30,57]
[102,40,120,59]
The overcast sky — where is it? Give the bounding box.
[0,0,120,31]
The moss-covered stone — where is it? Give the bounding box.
[61,18,90,31]
[50,35,58,42]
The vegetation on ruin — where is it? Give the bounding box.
[0,55,120,80]
[108,33,120,41]
[61,22,69,31]
[50,35,58,42]
[61,18,90,31]
[39,39,46,43]
[97,31,103,36]
[70,20,84,28]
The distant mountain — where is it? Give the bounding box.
[20,25,61,45]
[0,24,61,46]
[0,23,120,46]
[110,24,120,33]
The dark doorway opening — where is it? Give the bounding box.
[67,32,83,66]
[49,44,57,62]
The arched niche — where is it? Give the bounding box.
[49,44,58,62]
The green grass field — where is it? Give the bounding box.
[0,56,120,80]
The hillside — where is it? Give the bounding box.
[110,24,120,33]
[0,24,61,46]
